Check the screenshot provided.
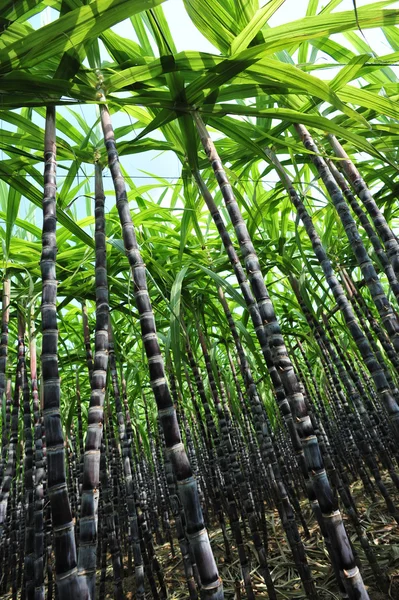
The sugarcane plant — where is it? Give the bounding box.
[1,1,399,600]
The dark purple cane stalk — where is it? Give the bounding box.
[0,318,23,540]
[77,161,109,599]
[192,170,328,599]
[217,287,315,600]
[0,277,10,485]
[31,309,45,600]
[295,125,399,353]
[82,301,93,383]
[39,105,79,598]
[327,158,399,305]
[193,111,369,600]
[99,415,124,600]
[108,321,146,599]
[264,147,399,441]
[21,310,35,600]
[99,96,223,600]
[328,134,399,278]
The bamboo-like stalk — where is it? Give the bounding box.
[323,315,399,492]
[21,308,35,600]
[327,159,399,305]
[292,286,395,589]
[193,170,322,599]
[10,449,21,599]
[75,371,84,546]
[108,320,146,599]
[161,417,198,600]
[77,161,109,599]
[82,301,94,383]
[0,317,23,541]
[341,269,399,379]
[328,134,399,278]
[99,95,223,600]
[295,340,354,489]
[295,125,399,352]
[196,321,255,600]
[98,497,107,600]
[264,147,399,441]
[40,105,79,598]
[355,279,399,376]
[99,413,124,600]
[44,486,54,600]
[0,276,10,485]
[192,170,298,455]
[193,110,369,600]
[217,288,316,600]
[183,331,232,563]
[31,307,45,600]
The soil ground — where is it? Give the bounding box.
[101,476,399,599]
[5,475,397,599]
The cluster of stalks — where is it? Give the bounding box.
[1,106,399,600]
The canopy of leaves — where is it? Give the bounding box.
[1,0,399,436]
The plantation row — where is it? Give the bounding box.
[2,1,399,600]
[0,98,399,600]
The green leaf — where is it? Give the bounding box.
[230,0,286,55]
[0,211,41,239]
[169,266,188,388]
[198,266,247,310]
[5,186,22,258]
[0,0,166,74]
[183,0,237,53]
[329,54,370,90]
[0,162,94,248]
[202,105,387,163]
[234,3,399,60]
[338,84,399,120]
